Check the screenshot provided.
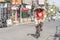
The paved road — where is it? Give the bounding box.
[0,19,60,40]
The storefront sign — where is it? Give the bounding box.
[4,3,7,8]
[0,0,5,2]
[12,0,21,4]
[23,0,32,5]
[0,3,7,8]
[38,0,45,4]
[26,5,31,9]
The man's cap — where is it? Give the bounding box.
[34,6,45,11]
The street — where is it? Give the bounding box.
[0,19,60,40]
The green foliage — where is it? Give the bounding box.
[5,0,11,2]
[45,0,59,15]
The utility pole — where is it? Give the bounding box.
[20,0,23,23]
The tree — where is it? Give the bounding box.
[5,0,11,2]
[45,0,49,17]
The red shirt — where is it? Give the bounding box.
[35,11,44,20]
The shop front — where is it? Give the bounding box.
[20,5,33,23]
[0,2,7,27]
[11,5,19,24]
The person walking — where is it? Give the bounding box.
[31,7,45,38]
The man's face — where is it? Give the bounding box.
[39,9,41,11]
[39,9,43,12]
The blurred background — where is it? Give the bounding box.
[0,0,60,27]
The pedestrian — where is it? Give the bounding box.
[31,7,45,38]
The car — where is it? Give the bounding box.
[52,13,60,20]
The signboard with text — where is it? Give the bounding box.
[12,0,21,4]
[23,0,32,5]
[0,0,5,2]
[26,5,31,9]
[38,0,45,4]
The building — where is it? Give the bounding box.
[0,0,5,2]
[10,0,21,24]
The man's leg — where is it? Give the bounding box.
[30,19,40,38]
[35,19,40,35]
[30,24,40,38]
[39,22,43,31]
[35,24,40,35]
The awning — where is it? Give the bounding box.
[21,8,29,10]
[11,6,19,10]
